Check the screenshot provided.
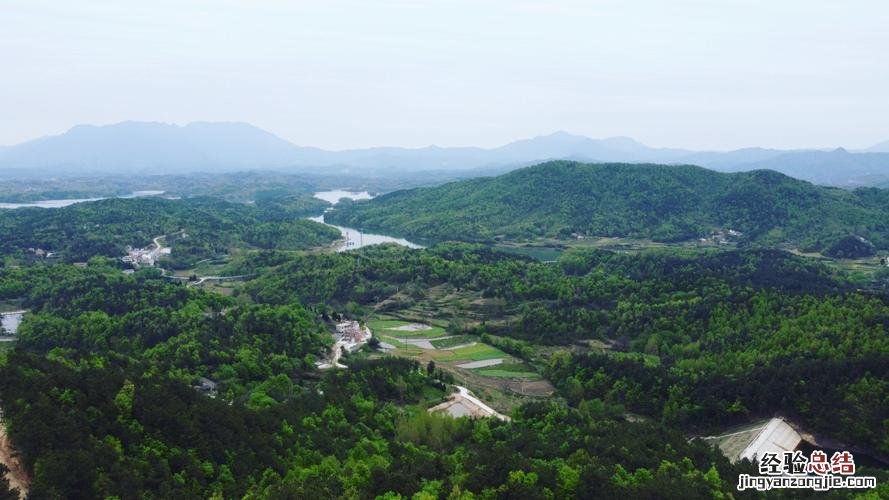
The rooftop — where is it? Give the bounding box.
[701,417,802,463]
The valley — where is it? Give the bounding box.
[5,1,888,496]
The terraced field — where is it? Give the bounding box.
[430,342,505,362]
[368,315,556,406]
[430,335,476,349]
[476,362,542,379]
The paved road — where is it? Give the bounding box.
[188,275,252,286]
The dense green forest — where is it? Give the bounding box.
[0,260,767,499]
[0,196,338,267]
[327,161,889,255]
[0,191,887,497]
[238,244,888,456]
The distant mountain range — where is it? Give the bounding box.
[1,121,889,186]
[866,139,889,153]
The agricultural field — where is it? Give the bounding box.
[367,315,556,409]
[476,362,542,380]
[367,319,448,338]
[430,342,504,362]
[429,335,476,349]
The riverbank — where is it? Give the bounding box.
[310,190,424,251]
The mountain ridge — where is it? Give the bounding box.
[2,121,889,186]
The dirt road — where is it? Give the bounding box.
[0,420,28,498]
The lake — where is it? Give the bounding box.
[0,190,166,209]
[313,189,373,205]
[312,190,423,251]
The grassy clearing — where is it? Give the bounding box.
[421,384,446,402]
[367,319,447,338]
[476,369,541,379]
[495,362,536,372]
[379,335,424,356]
[368,319,412,329]
[475,362,541,379]
[429,335,477,349]
[432,342,505,362]
[380,334,502,362]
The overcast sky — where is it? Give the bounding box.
[2,0,887,150]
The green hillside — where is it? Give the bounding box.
[0,196,339,267]
[327,161,889,254]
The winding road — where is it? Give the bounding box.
[148,233,251,286]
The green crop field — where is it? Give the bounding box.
[475,369,541,379]
[367,319,447,338]
[429,335,476,349]
[475,362,540,379]
[432,342,505,362]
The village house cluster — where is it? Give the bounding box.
[122,245,170,267]
[316,320,373,370]
[336,320,370,345]
[699,228,743,245]
[25,248,55,258]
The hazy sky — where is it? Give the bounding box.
[2,0,887,150]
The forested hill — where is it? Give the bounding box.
[326,161,889,255]
[0,195,339,267]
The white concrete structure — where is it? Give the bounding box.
[428,386,510,421]
[702,417,802,463]
[0,311,25,337]
[739,418,802,462]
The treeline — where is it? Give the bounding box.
[327,161,889,255]
[0,195,339,267]
[243,243,846,333]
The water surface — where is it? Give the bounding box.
[0,190,165,209]
[312,190,423,251]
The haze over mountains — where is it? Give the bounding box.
[2,121,889,187]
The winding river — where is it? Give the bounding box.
[311,190,423,252]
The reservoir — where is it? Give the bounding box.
[0,190,166,209]
[311,190,423,251]
[313,189,373,204]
